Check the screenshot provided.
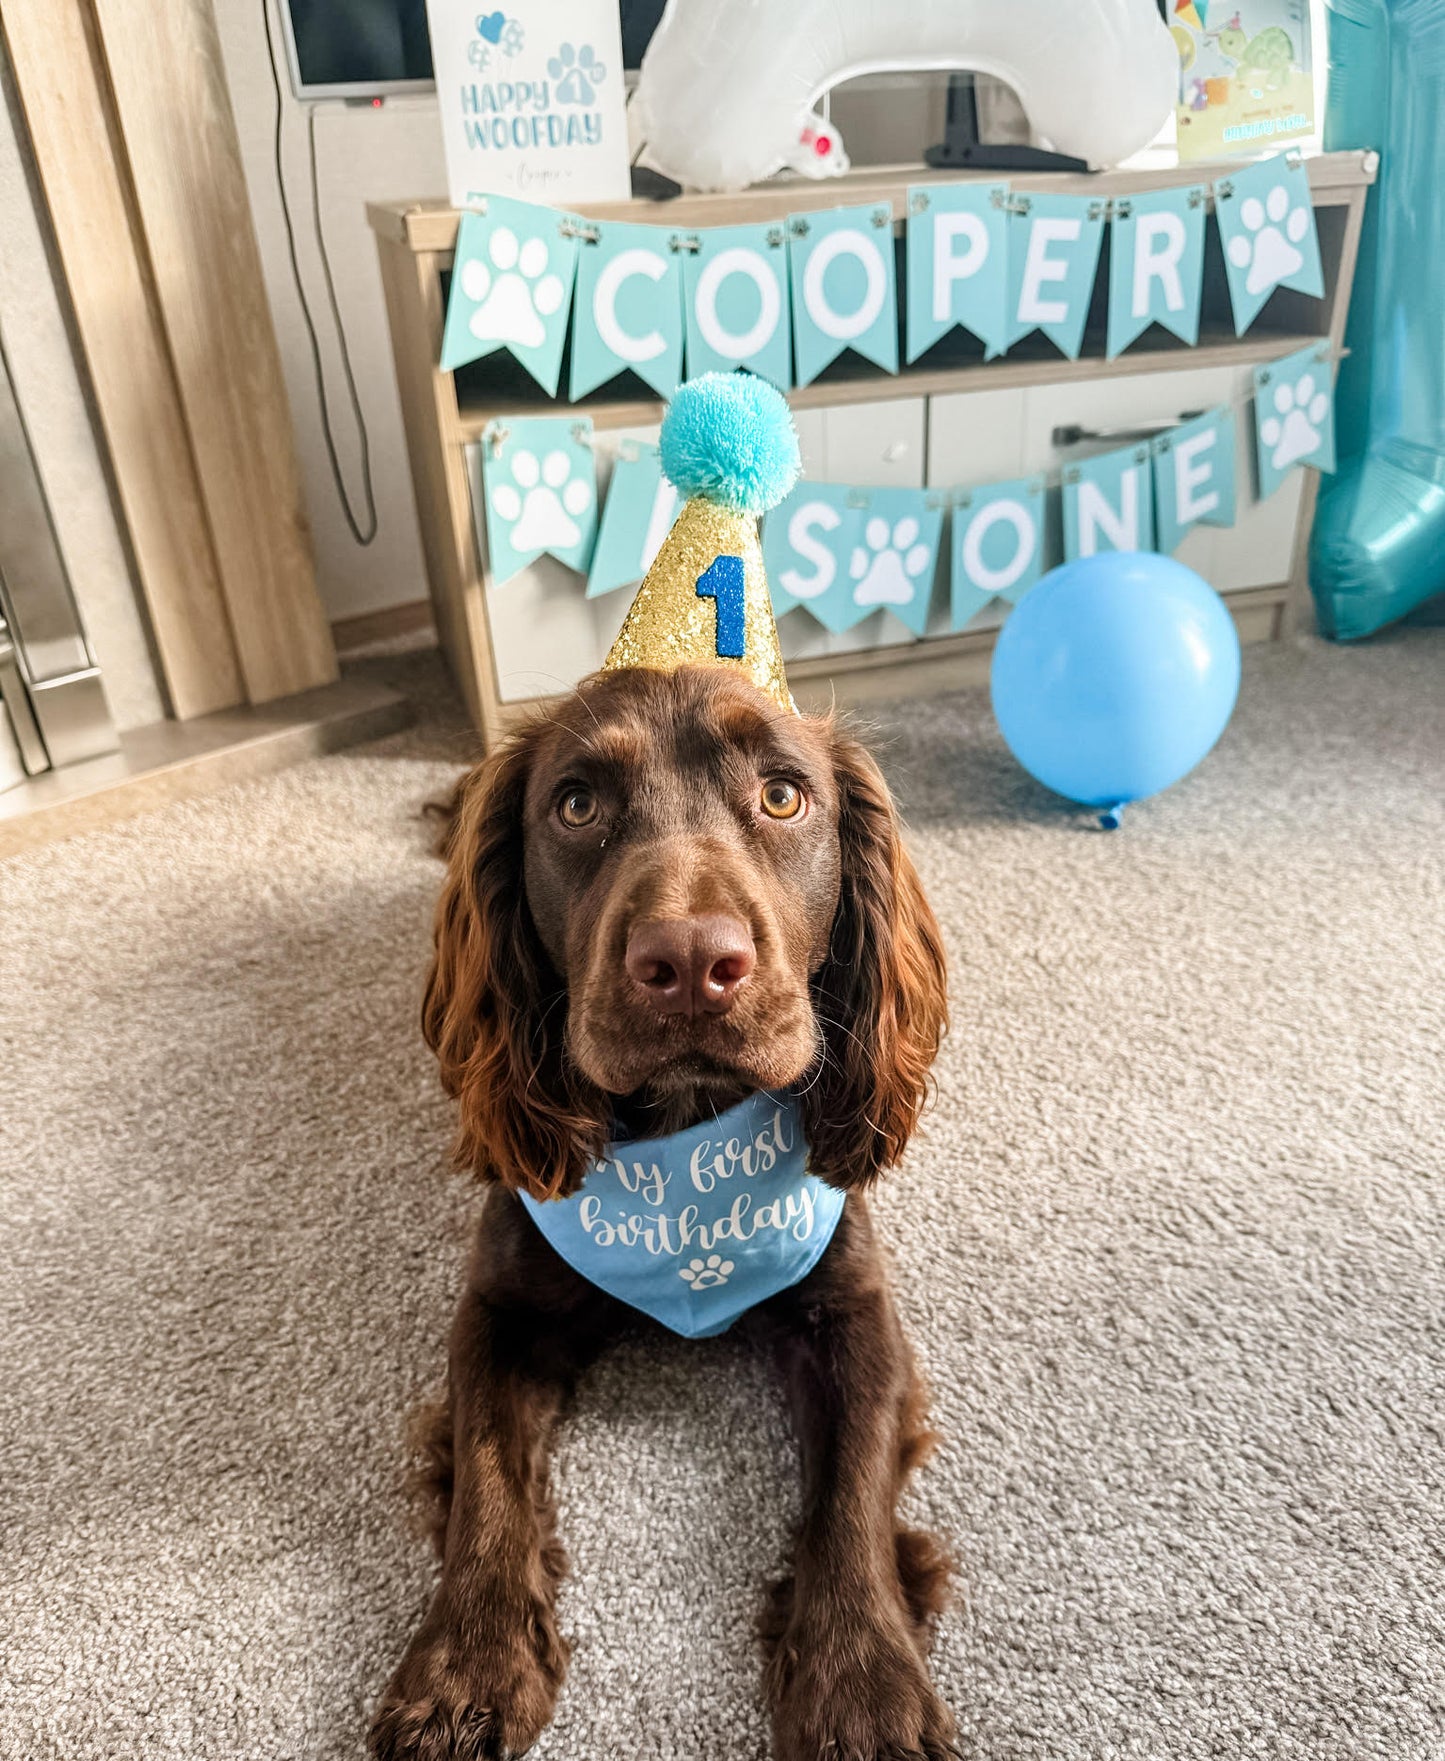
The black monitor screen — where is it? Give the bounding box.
[283,0,665,97]
[286,0,433,93]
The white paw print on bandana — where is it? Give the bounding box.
[463,228,565,351]
[679,1253,735,1291]
[1260,374,1329,471]
[850,515,933,608]
[1227,184,1310,297]
[491,449,591,552]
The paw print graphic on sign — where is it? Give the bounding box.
[850,515,933,608]
[500,16,524,56]
[491,449,592,554]
[1227,182,1310,297]
[549,42,606,105]
[679,1254,735,1291]
[463,227,566,351]
[1260,373,1329,471]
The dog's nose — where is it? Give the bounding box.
[625,914,756,1016]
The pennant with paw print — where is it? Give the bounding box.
[441,198,581,393]
[1253,344,1335,500]
[1214,156,1324,336]
[479,416,597,585]
[841,488,944,635]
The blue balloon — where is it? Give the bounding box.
[990,553,1240,819]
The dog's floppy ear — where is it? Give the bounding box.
[422,726,608,1199]
[801,727,948,1190]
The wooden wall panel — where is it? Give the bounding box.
[92,0,337,704]
[1,0,244,719]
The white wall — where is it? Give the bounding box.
[213,7,446,625]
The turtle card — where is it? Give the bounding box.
[1170,0,1314,162]
[425,0,632,207]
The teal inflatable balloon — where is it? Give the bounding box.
[1310,0,1445,638]
[990,554,1240,825]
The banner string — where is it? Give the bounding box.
[480,340,1348,499]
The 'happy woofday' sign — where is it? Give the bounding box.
[426,0,631,207]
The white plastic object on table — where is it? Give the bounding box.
[632,0,1178,193]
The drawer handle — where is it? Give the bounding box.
[882,441,909,462]
[1052,414,1204,449]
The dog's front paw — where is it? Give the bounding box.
[769,1608,955,1761]
[369,1593,566,1761]
[369,1699,509,1761]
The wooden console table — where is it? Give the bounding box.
[369,151,1375,747]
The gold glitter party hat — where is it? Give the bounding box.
[601,373,801,713]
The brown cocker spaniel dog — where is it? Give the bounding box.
[371,662,951,1761]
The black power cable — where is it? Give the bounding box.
[261,0,378,546]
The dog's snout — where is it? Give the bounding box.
[625,914,756,1016]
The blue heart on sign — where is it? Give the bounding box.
[477,11,505,43]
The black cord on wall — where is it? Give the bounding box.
[261,0,378,546]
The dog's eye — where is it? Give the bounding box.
[557,786,599,828]
[759,778,805,821]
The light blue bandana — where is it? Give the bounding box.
[520,1091,844,1339]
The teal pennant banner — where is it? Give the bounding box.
[681,222,791,389]
[787,202,899,387]
[441,197,580,394]
[479,415,597,586]
[570,221,685,402]
[1253,343,1335,500]
[1152,407,1236,553]
[839,487,943,635]
[905,182,1010,363]
[950,475,1048,628]
[764,483,942,635]
[1006,192,1106,359]
[1107,184,1206,358]
[1062,442,1155,561]
[587,442,679,598]
[763,482,862,628]
[1214,155,1324,337]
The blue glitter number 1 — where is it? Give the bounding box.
[695,555,746,659]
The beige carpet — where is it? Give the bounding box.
[3,631,1443,1761]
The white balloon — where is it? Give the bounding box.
[634,0,1178,192]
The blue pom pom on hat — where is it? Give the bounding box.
[600,372,801,712]
[658,371,801,515]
